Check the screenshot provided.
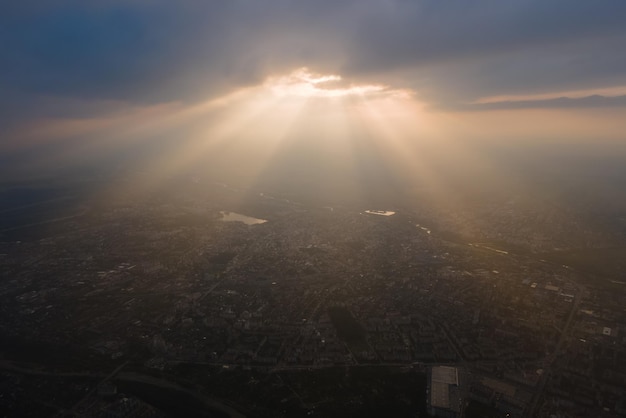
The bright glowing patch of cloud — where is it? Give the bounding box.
[265,67,408,99]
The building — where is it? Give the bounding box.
[428,366,461,417]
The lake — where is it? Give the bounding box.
[364,210,396,216]
[219,211,267,225]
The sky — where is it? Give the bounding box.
[2,1,626,195]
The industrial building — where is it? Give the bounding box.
[428,366,461,417]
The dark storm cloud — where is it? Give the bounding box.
[1,2,260,101]
[341,1,626,105]
[2,0,626,128]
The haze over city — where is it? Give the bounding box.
[1,2,626,417]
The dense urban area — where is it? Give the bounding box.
[1,176,626,417]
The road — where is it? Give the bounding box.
[527,286,584,417]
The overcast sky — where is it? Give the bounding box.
[2,1,626,177]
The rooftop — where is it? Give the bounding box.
[432,366,458,385]
[431,381,450,409]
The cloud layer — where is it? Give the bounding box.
[0,0,626,102]
[2,0,626,138]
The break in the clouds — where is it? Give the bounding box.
[2,0,626,137]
